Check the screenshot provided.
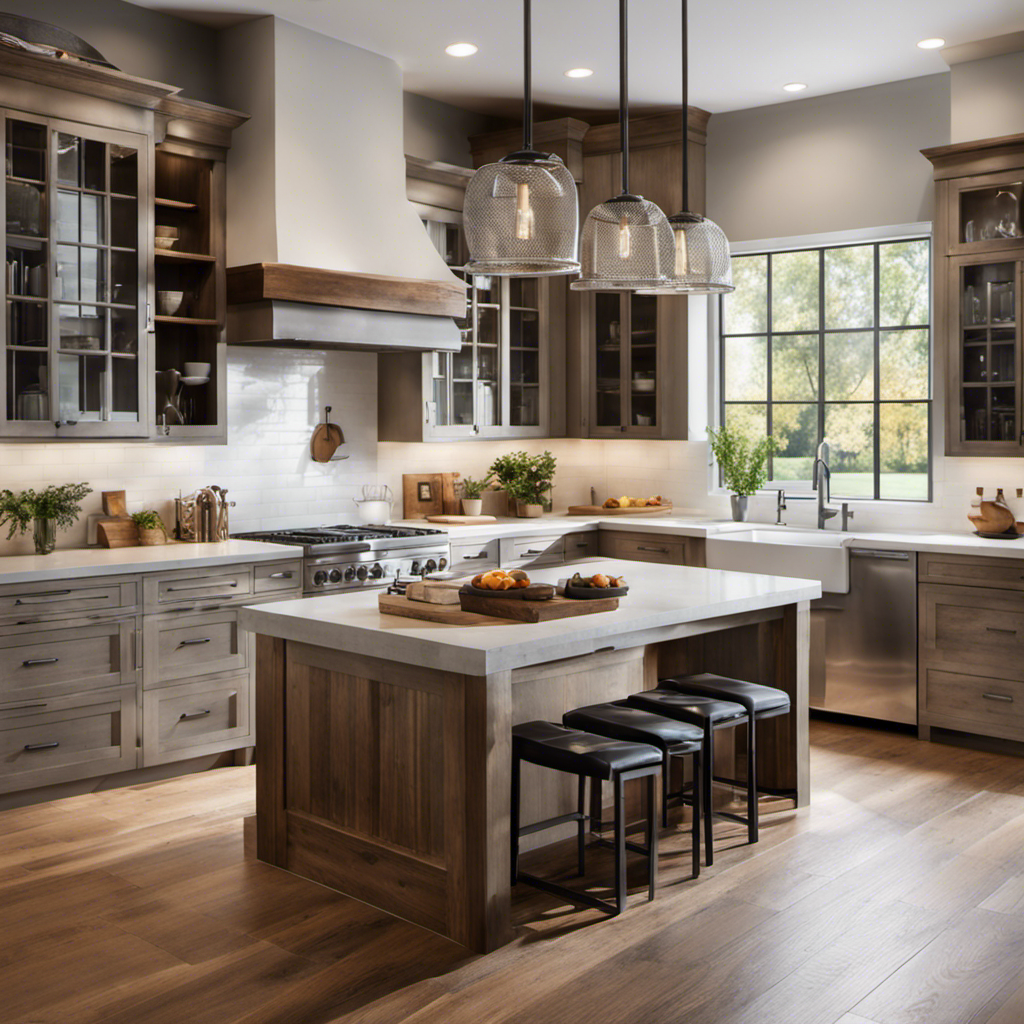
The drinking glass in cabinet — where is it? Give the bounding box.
[511,385,539,426]
[6,180,44,236]
[991,281,1015,323]
[960,183,1022,243]
[476,345,497,382]
[476,381,498,427]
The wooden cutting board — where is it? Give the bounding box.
[378,592,518,625]
[425,515,497,525]
[567,503,673,516]
[459,590,619,622]
[404,580,463,605]
[97,518,139,548]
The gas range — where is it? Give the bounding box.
[232,524,450,594]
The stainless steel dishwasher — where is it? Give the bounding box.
[810,548,918,725]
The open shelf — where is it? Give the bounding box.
[154,315,219,326]
[155,197,198,210]
[155,250,216,263]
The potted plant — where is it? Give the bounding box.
[490,450,557,517]
[707,425,780,522]
[459,474,492,516]
[131,509,167,546]
[0,482,92,554]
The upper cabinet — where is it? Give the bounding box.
[0,48,245,443]
[378,158,566,442]
[3,112,150,437]
[925,133,1024,455]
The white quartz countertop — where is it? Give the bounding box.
[0,539,299,585]
[239,557,821,676]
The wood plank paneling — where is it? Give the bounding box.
[254,634,286,866]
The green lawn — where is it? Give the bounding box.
[769,468,929,502]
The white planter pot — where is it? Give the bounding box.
[461,498,483,516]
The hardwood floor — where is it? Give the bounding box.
[4,721,1024,1023]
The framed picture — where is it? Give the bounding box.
[418,482,433,502]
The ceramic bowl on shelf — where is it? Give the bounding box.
[154,237,176,250]
[156,290,185,316]
[155,225,178,238]
[183,362,210,378]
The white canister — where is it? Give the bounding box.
[354,498,391,525]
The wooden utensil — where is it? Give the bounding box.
[310,406,346,463]
[404,580,463,605]
[102,490,128,517]
[567,503,673,516]
[425,514,498,525]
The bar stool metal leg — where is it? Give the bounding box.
[703,722,715,866]
[510,750,521,886]
[646,772,657,901]
[577,775,587,877]
[691,749,702,879]
[614,773,627,915]
[746,712,759,845]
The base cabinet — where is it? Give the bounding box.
[598,530,706,567]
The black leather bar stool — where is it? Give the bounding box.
[662,674,793,839]
[624,690,746,866]
[562,701,703,879]
[511,721,661,915]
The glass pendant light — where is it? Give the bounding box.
[638,0,734,295]
[462,0,579,277]
[571,0,674,292]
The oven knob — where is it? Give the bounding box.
[425,559,438,573]
[344,567,356,582]
[438,557,448,570]
[356,565,368,580]
[370,563,384,579]
[329,568,342,583]
[313,570,328,586]
[410,560,421,576]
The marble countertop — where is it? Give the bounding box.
[0,539,300,586]
[239,557,821,676]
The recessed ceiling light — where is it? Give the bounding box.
[783,82,807,92]
[917,37,946,49]
[445,42,478,57]
[564,67,594,78]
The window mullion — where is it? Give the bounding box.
[817,248,825,469]
[766,252,773,479]
[873,243,881,501]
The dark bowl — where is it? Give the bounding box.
[564,584,629,600]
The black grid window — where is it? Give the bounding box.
[719,238,932,502]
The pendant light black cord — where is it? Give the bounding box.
[523,0,533,152]
[681,0,689,211]
[619,0,629,195]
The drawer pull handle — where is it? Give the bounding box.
[167,581,238,592]
[22,657,59,667]
[3,702,47,712]
[637,545,669,554]
[179,709,211,721]
[177,637,212,648]
[524,549,546,555]
[986,627,1017,635]
[15,591,101,605]
[24,741,59,751]
[268,572,294,579]
[462,553,490,560]
[983,692,1014,703]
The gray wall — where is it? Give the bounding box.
[706,74,951,242]
[950,51,1024,142]
[0,0,220,102]
[403,91,506,167]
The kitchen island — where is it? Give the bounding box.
[240,559,820,952]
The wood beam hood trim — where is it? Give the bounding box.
[226,263,467,320]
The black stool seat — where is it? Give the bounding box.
[563,702,704,753]
[626,689,747,726]
[662,674,791,716]
[513,721,661,779]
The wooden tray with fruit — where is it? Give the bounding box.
[462,569,556,601]
[567,495,672,516]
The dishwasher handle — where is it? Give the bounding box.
[849,548,911,560]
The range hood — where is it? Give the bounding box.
[218,17,463,352]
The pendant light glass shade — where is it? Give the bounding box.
[463,152,580,276]
[571,194,675,291]
[640,0,734,295]
[462,0,580,277]
[570,0,672,292]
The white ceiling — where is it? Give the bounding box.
[128,0,1024,116]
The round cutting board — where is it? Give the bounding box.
[311,420,344,462]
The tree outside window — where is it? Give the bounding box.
[719,238,931,501]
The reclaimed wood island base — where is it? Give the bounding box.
[240,559,819,952]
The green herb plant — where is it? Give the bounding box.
[490,451,557,510]
[707,425,780,497]
[131,510,166,533]
[459,474,493,500]
[0,482,92,539]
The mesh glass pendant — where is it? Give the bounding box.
[462,0,580,277]
[571,194,675,291]
[570,0,673,292]
[640,0,734,295]
[463,152,580,277]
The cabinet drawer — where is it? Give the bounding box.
[0,620,136,702]
[0,685,138,794]
[450,539,500,572]
[601,532,687,564]
[564,532,598,560]
[144,566,253,609]
[142,675,252,766]
[0,577,137,626]
[254,561,303,595]
[143,608,248,689]
[921,664,1024,741]
[919,553,1024,592]
[509,534,565,565]
[920,584,1024,674]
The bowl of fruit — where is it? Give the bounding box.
[463,569,555,601]
[564,571,629,600]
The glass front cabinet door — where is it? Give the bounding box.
[2,112,149,438]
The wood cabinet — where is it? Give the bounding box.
[924,133,1024,455]
[918,552,1024,742]
[598,530,706,567]
[380,157,566,442]
[0,47,245,444]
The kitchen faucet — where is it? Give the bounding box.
[813,441,839,530]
